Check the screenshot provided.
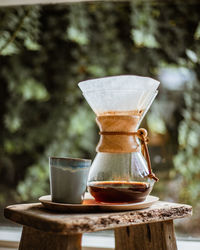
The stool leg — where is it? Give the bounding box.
[115,220,177,250]
[19,226,82,250]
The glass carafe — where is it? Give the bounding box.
[79,75,160,203]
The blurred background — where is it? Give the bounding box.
[0,1,200,238]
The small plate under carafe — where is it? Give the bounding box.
[39,194,159,212]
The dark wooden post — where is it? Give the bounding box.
[115,220,177,250]
[19,226,82,250]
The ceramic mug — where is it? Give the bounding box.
[49,157,91,204]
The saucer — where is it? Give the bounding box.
[39,194,159,213]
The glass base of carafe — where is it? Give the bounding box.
[88,180,153,203]
[87,152,155,203]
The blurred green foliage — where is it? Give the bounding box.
[0,2,200,207]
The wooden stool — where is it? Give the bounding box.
[4,201,192,250]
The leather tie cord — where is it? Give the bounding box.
[100,128,159,182]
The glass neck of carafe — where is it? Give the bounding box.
[136,90,158,130]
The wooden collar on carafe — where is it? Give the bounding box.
[96,114,159,182]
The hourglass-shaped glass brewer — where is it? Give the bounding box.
[79,75,160,203]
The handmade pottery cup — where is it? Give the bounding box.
[49,157,91,204]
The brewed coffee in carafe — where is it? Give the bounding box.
[79,75,160,203]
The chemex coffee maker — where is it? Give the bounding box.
[78,75,160,203]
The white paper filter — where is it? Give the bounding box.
[78,75,160,115]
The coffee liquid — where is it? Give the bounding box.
[88,181,152,203]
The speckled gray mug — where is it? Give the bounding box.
[49,157,91,204]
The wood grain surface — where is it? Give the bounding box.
[4,201,192,234]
